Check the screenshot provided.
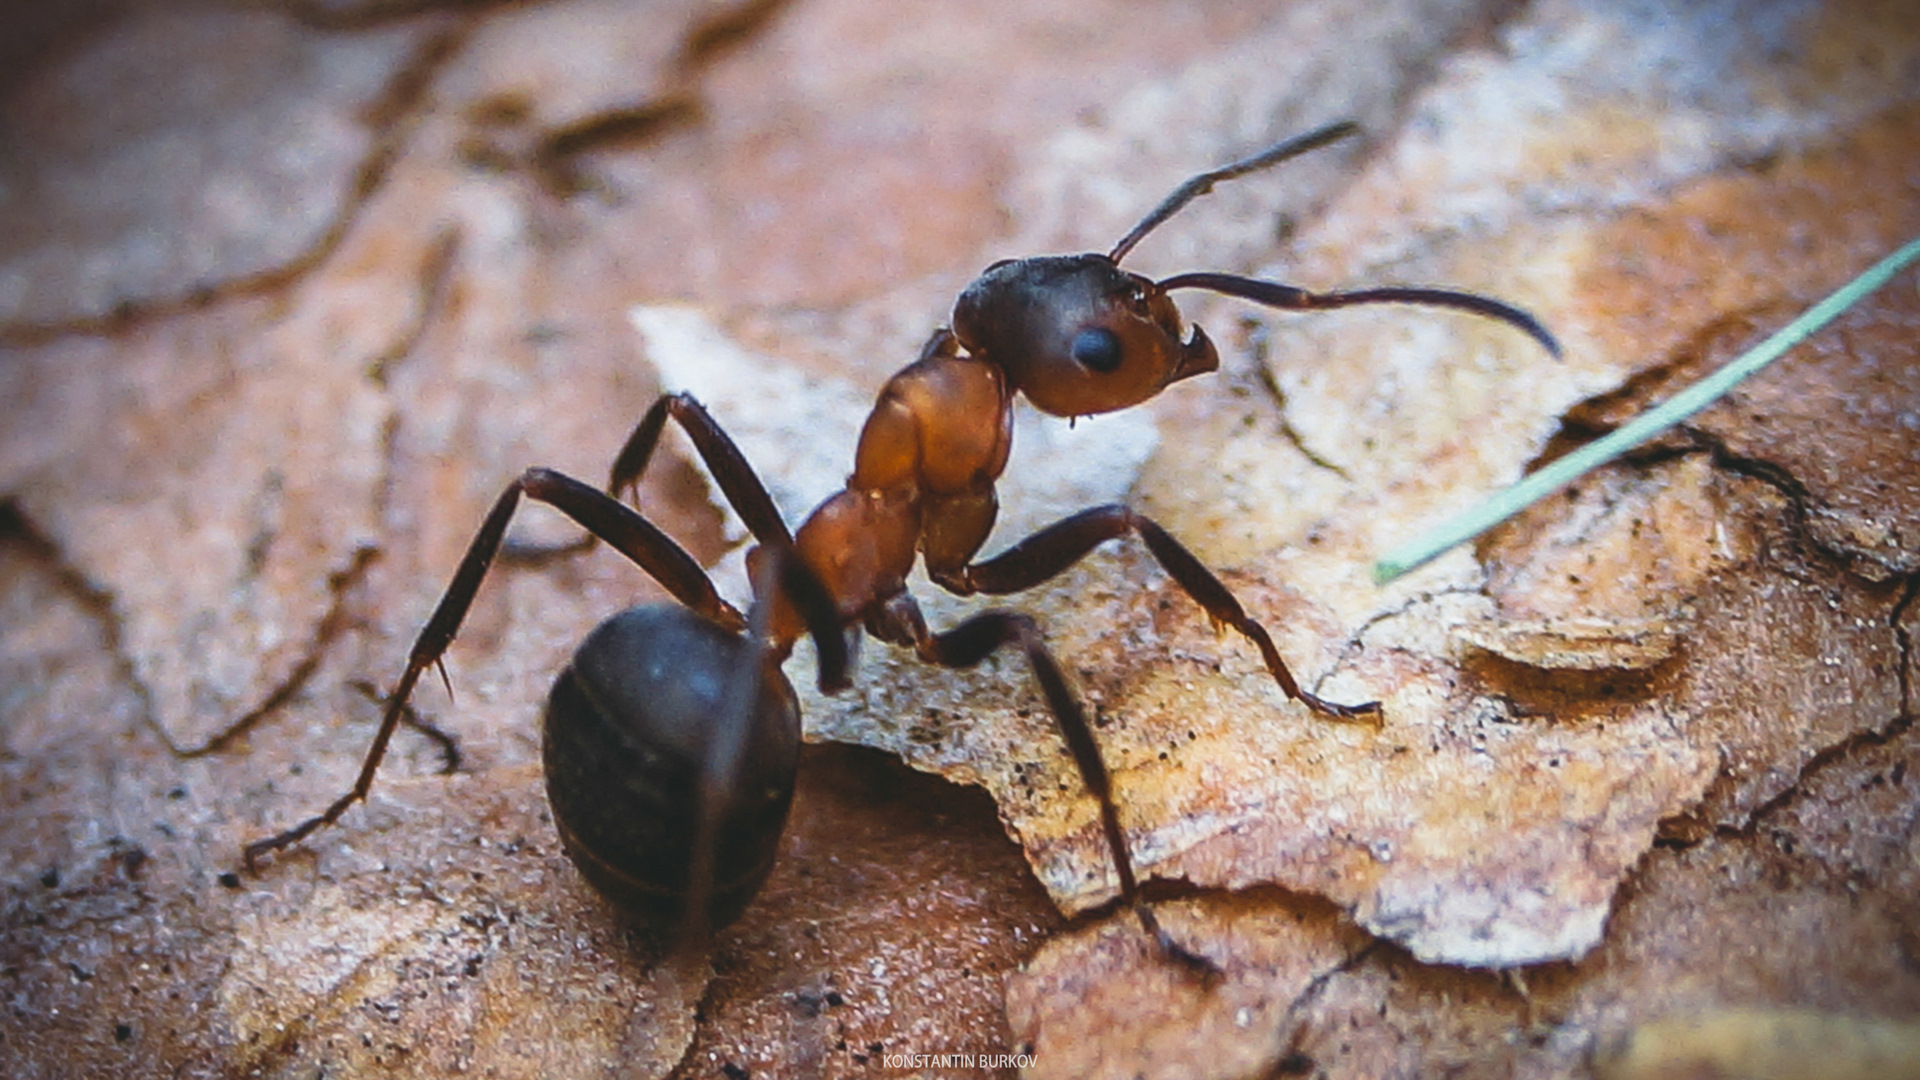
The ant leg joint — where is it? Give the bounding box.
[927,565,976,596]
[864,591,928,651]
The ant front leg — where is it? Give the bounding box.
[934,505,1381,722]
[244,467,740,870]
[868,594,1220,982]
[507,392,793,564]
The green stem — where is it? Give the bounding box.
[1374,234,1920,585]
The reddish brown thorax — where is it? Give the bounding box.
[760,254,1220,648]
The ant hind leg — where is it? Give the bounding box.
[244,467,742,871]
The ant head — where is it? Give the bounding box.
[949,122,1559,419]
[947,125,1359,419]
[950,254,1218,418]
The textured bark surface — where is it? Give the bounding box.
[3,1,1917,1078]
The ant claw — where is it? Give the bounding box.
[1136,902,1226,986]
[1301,692,1384,726]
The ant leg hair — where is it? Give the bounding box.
[869,594,1220,980]
[244,467,742,871]
[507,392,793,564]
[942,505,1381,722]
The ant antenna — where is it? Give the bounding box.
[1105,120,1564,358]
[1159,273,1563,358]
[1106,120,1360,264]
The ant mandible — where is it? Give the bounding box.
[243,120,1559,969]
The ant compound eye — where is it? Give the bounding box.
[1070,327,1123,373]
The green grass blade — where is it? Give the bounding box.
[1374,234,1920,585]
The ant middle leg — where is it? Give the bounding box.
[931,505,1381,721]
[867,594,1220,981]
[244,466,741,870]
[507,392,793,564]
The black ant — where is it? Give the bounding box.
[243,120,1558,971]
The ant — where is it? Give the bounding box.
[243,120,1558,971]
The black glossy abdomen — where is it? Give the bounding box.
[541,605,800,932]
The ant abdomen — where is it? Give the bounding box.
[541,605,800,931]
